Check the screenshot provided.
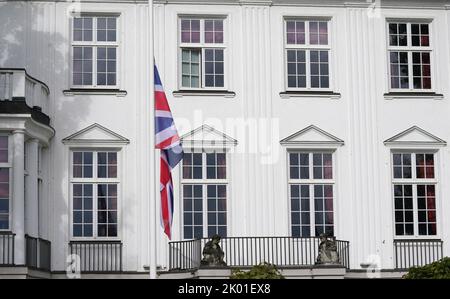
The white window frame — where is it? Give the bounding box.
[284,18,333,92]
[390,150,440,239]
[386,20,434,92]
[70,14,120,89]
[180,149,229,239]
[0,134,11,231]
[178,16,228,91]
[69,148,121,240]
[287,150,336,237]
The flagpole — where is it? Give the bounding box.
[148,0,157,279]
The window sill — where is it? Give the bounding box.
[173,90,236,98]
[280,91,341,100]
[63,89,127,97]
[69,239,122,243]
[393,237,442,241]
[384,92,443,100]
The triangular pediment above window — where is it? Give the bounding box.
[62,123,130,145]
[181,124,237,147]
[280,125,344,146]
[384,126,446,146]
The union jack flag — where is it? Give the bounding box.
[154,64,183,240]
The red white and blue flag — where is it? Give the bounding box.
[154,64,183,240]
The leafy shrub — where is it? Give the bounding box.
[230,262,284,279]
[403,257,450,279]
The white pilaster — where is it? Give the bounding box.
[12,130,25,265]
[25,139,39,238]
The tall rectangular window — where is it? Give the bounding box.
[285,20,331,90]
[179,18,226,89]
[72,16,118,87]
[288,152,334,237]
[392,152,437,236]
[181,151,227,239]
[0,136,10,230]
[71,151,119,238]
[387,22,432,90]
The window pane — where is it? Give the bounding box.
[389,23,408,46]
[72,183,93,237]
[286,50,307,88]
[97,47,116,86]
[392,153,412,179]
[73,17,93,41]
[411,52,432,90]
[183,185,202,238]
[205,19,224,44]
[97,152,117,178]
[286,21,305,44]
[393,184,413,236]
[0,168,9,230]
[309,51,329,88]
[290,184,310,237]
[411,23,429,47]
[0,198,11,213]
[97,29,106,42]
[0,137,8,163]
[73,152,93,178]
[97,184,118,237]
[181,49,201,88]
[206,184,226,237]
[318,21,328,45]
[388,23,431,90]
[417,184,436,236]
[73,47,93,86]
[182,153,193,179]
[204,49,224,87]
[389,51,408,89]
[180,19,200,43]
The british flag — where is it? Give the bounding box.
[154,64,183,240]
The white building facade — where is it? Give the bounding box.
[0,0,449,278]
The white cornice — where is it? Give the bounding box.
[239,0,272,6]
[384,126,447,147]
[181,124,238,148]
[62,123,130,145]
[0,114,55,146]
[8,0,449,9]
[280,125,344,147]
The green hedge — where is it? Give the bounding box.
[403,257,450,279]
[230,262,284,279]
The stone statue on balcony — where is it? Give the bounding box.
[200,234,226,267]
[316,234,340,265]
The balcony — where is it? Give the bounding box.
[0,68,50,126]
[0,232,15,266]
[168,236,350,271]
[69,241,123,273]
[394,239,444,270]
[25,235,51,272]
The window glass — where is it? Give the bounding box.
[180,18,225,89]
[182,152,227,239]
[285,20,330,90]
[72,16,118,87]
[289,152,334,237]
[388,22,431,90]
[392,152,437,236]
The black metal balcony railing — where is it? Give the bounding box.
[25,235,51,271]
[169,236,350,271]
[169,239,202,271]
[394,239,444,270]
[69,241,123,273]
[0,232,15,266]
